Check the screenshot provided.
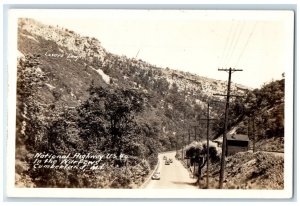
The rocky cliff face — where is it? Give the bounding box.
[18,18,248,110]
[19,18,107,61]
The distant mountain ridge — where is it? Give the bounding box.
[19,18,249,101]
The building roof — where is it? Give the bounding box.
[227,134,249,141]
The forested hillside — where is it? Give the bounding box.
[212,78,284,151]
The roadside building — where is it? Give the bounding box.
[226,134,249,155]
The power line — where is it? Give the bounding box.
[219,20,235,68]
[223,21,240,67]
[235,22,258,67]
[227,21,245,66]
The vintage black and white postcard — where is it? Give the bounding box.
[6,9,294,198]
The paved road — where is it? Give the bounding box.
[144,151,198,189]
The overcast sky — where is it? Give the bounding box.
[20,10,293,88]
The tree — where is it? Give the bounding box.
[77,85,145,158]
[184,141,220,183]
[16,54,47,150]
[152,77,169,95]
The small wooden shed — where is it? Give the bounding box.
[226,134,249,155]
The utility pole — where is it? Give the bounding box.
[248,115,255,152]
[191,125,203,141]
[175,135,178,154]
[252,116,256,152]
[206,104,210,187]
[215,68,242,189]
[189,124,202,178]
[199,102,217,189]
[188,128,191,144]
[182,138,184,161]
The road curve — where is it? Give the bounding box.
[144,151,198,189]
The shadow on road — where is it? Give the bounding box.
[171,181,198,186]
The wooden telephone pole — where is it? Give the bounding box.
[252,116,256,153]
[194,126,197,141]
[198,102,217,189]
[248,115,256,152]
[188,128,191,144]
[214,68,243,189]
